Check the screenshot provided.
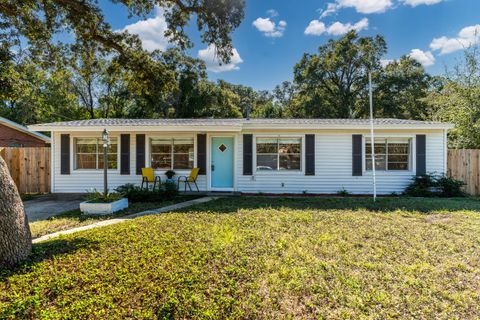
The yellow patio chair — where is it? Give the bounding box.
[141,167,161,191]
[177,168,200,192]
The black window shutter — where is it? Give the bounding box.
[136,134,145,175]
[243,134,253,175]
[60,134,70,175]
[352,134,363,176]
[197,134,207,175]
[120,134,130,175]
[416,134,426,176]
[305,134,315,175]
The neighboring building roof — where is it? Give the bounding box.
[28,118,453,131]
[0,116,51,143]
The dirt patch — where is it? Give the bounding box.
[424,214,452,224]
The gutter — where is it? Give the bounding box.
[29,123,455,132]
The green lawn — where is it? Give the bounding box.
[2,197,480,319]
[29,196,199,239]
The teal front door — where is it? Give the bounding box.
[211,137,234,189]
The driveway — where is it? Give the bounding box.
[24,194,85,222]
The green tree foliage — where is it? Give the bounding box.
[272,81,294,117]
[0,7,445,126]
[0,0,244,70]
[293,31,387,118]
[0,46,85,124]
[98,60,135,118]
[69,40,109,119]
[0,0,245,122]
[0,41,15,102]
[291,32,433,120]
[217,80,257,117]
[157,48,207,118]
[427,46,480,148]
[371,56,432,119]
[187,80,242,118]
[0,0,245,267]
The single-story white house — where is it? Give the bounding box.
[29,118,453,194]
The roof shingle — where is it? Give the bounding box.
[31,118,449,127]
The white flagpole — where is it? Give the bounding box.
[369,71,377,201]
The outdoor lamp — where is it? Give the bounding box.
[102,129,109,146]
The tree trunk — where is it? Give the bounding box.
[0,155,32,269]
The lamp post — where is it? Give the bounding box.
[102,129,109,196]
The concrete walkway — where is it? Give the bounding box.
[32,196,217,243]
[25,194,85,222]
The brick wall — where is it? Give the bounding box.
[0,123,47,147]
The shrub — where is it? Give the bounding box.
[115,184,155,202]
[404,174,436,197]
[115,183,137,195]
[115,183,179,202]
[436,175,465,197]
[337,188,350,197]
[86,190,124,203]
[165,170,176,179]
[404,173,465,197]
[164,181,179,199]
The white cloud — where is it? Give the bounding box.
[252,18,275,33]
[339,0,393,13]
[266,9,278,17]
[320,0,444,18]
[305,18,369,36]
[321,0,392,17]
[121,7,170,52]
[304,20,326,36]
[430,24,480,55]
[320,3,340,18]
[403,0,443,6]
[327,18,369,35]
[408,49,435,66]
[380,59,394,67]
[198,44,243,73]
[252,17,287,38]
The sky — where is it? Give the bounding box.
[100,0,480,91]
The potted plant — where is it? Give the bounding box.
[80,189,128,215]
[165,170,176,180]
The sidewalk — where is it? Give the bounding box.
[25,194,85,222]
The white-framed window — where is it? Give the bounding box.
[75,137,118,170]
[150,138,194,170]
[365,137,411,171]
[256,137,302,171]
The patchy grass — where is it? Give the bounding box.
[2,196,480,319]
[20,194,38,201]
[29,196,199,239]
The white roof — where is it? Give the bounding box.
[0,116,51,142]
[28,118,453,132]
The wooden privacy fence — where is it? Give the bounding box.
[0,147,51,194]
[448,149,480,196]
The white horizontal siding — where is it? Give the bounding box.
[426,133,445,175]
[52,129,446,195]
[237,131,446,195]
[52,132,207,193]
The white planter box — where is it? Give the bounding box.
[80,198,129,215]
